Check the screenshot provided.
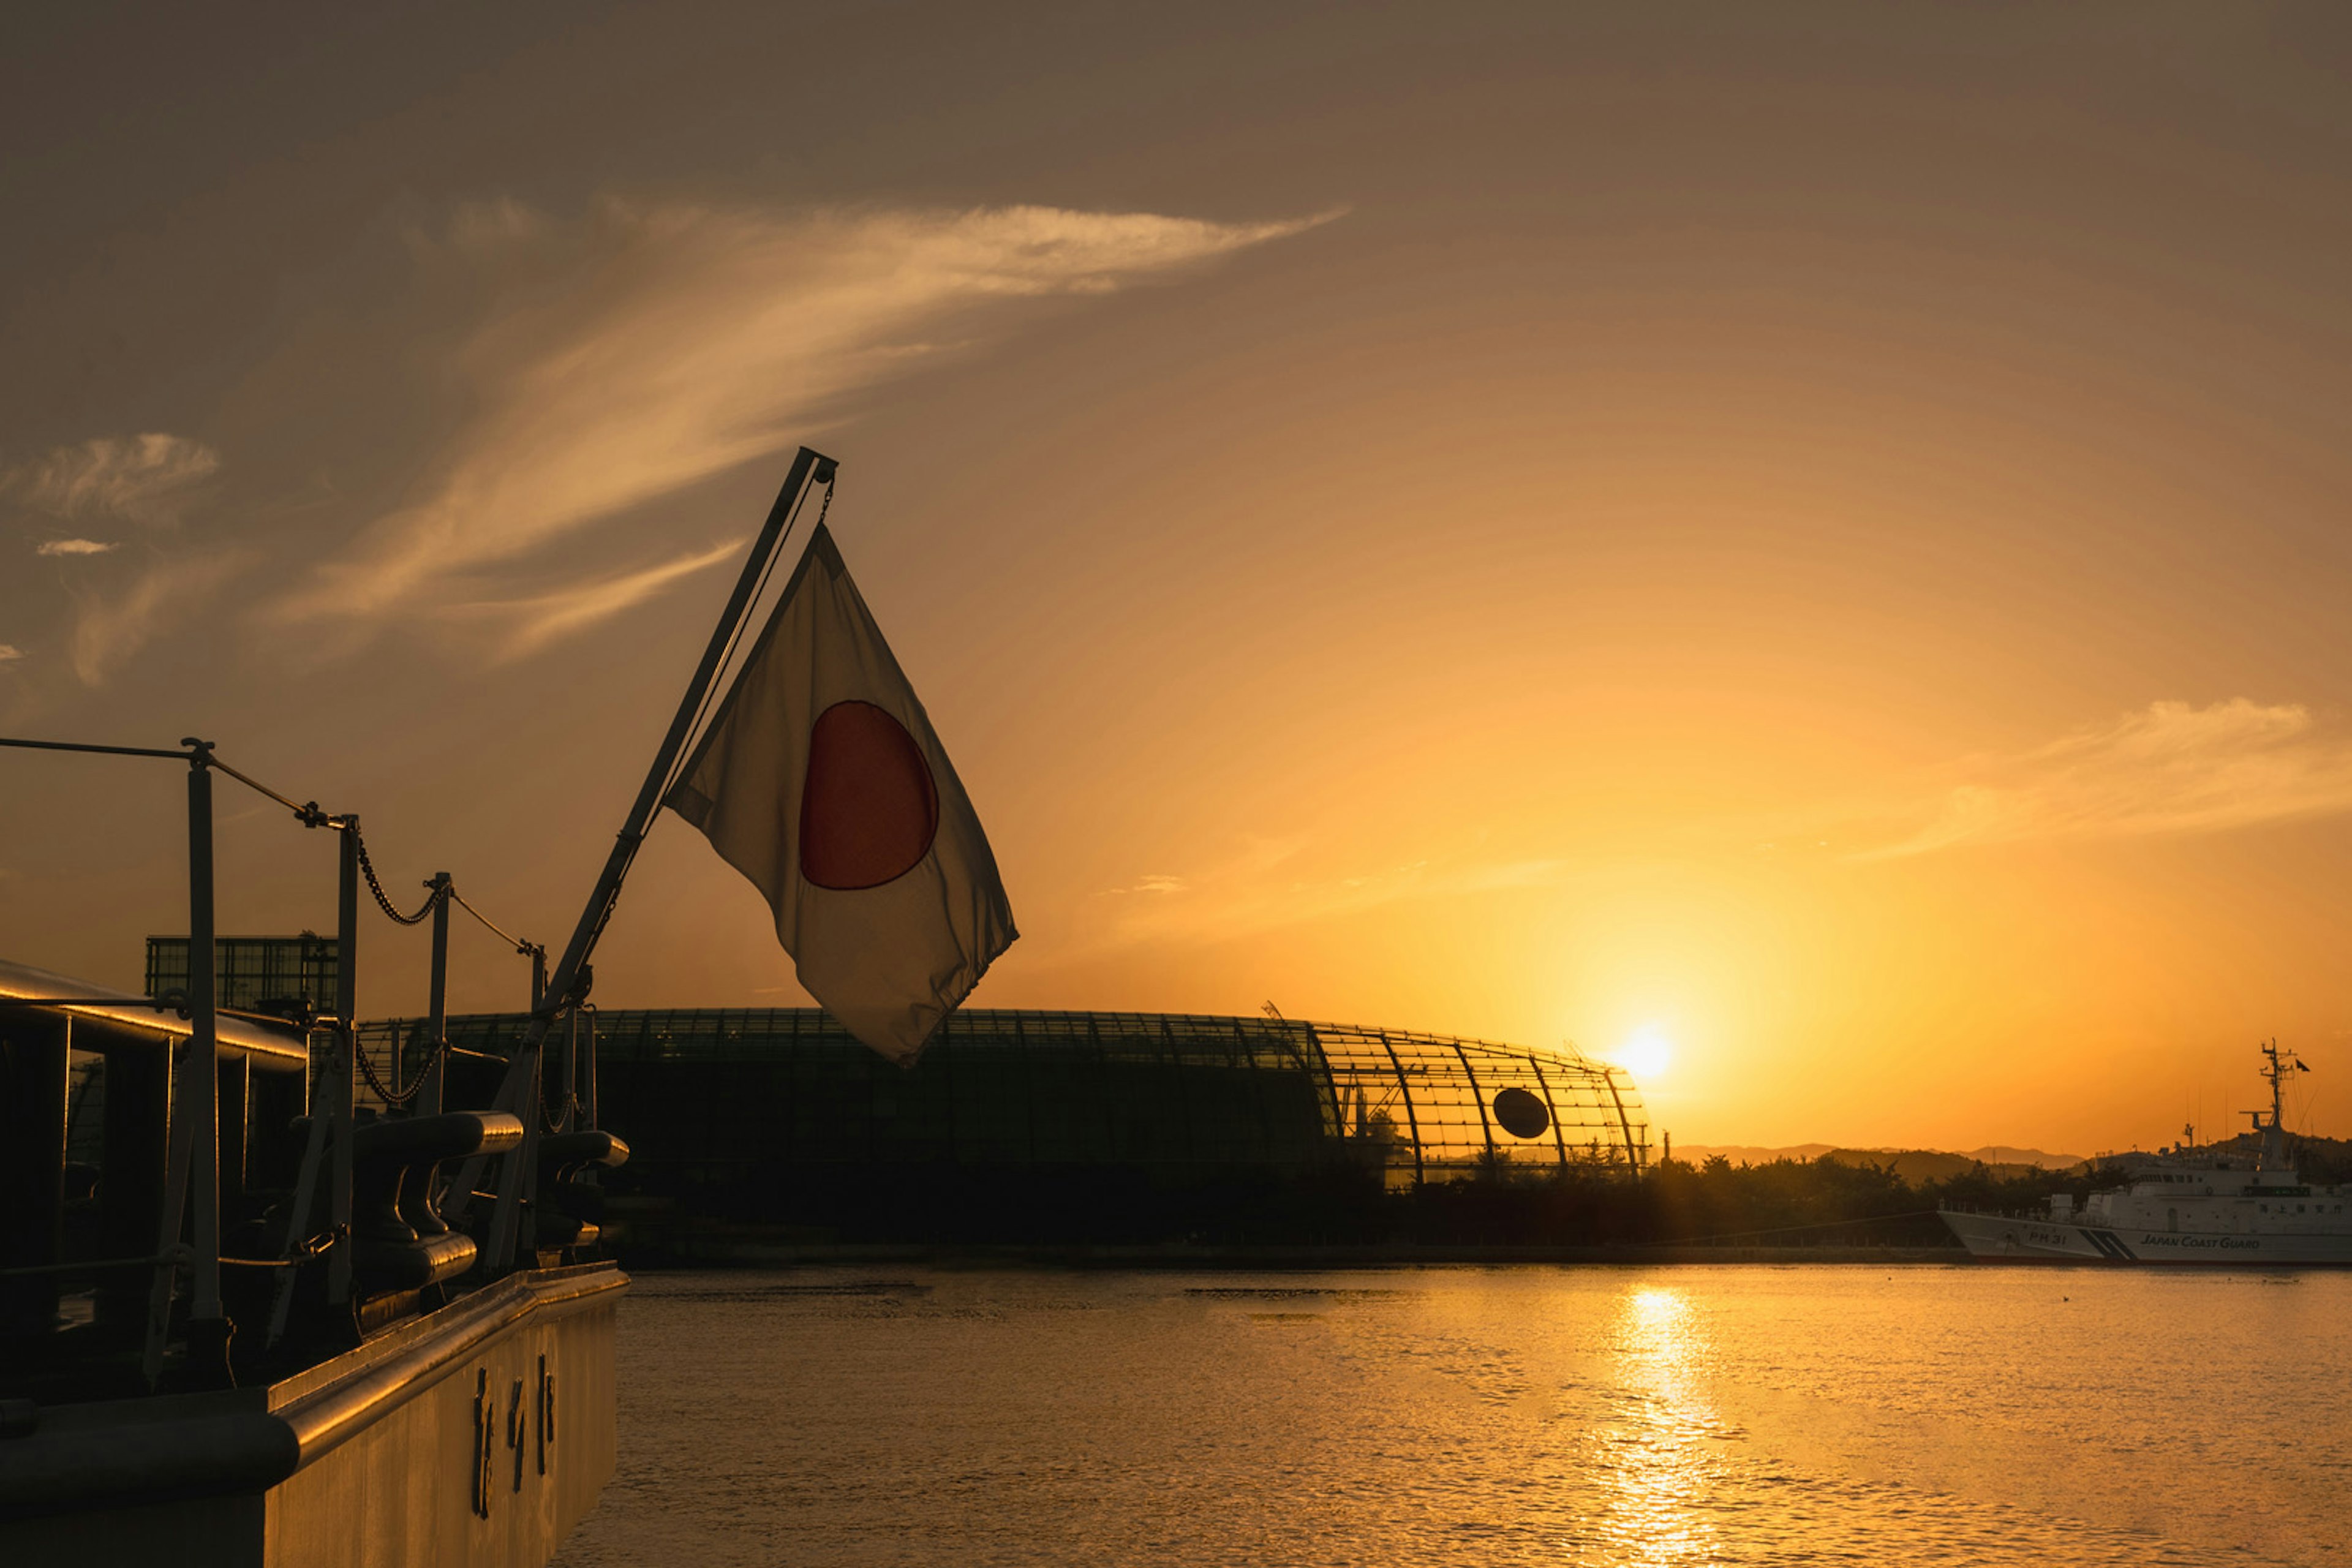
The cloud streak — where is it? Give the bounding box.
[70,552,249,686]
[1858,699,2352,857]
[439,538,745,662]
[4,434,219,524]
[0,436,238,685]
[276,200,1326,629]
[1093,837,1568,949]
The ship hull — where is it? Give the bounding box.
[1940,1208,2352,1264]
[0,1261,626,1567]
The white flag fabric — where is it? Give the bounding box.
[663,524,1016,1063]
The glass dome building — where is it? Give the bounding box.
[394,1008,1651,1190]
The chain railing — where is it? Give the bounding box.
[352,827,441,925]
[149,743,548,1101]
[353,1022,429,1107]
[347,821,544,993]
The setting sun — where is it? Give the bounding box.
[1615,1025,1673,1081]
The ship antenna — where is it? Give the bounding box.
[2255,1037,2295,1172]
[2269,1039,2283,1133]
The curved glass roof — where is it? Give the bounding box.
[379,1008,1651,1186]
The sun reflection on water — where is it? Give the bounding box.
[1582,1285,1724,1566]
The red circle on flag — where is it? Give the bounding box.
[797,700,940,890]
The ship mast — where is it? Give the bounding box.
[2253,1038,2299,1172]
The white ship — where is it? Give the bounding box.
[1940,1042,2351,1264]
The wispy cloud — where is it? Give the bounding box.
[273,200,1328,628]
[70,552,249,686]
[4,434,219,524]
[1092,837,1567,948]
[1104,873,1191,896]
[0,644,23,662]
[438,538,745,662]
[1858,699,2352,858]
[2,437,238,684]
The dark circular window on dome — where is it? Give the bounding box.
[1491,1087,1550,1140]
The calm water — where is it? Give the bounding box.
[552,1265,2349,1566]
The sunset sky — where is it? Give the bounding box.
[6,4,2351,1154]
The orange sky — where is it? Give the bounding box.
[4,6,2351,1153]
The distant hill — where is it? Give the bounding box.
[1962,1145,2090,1169]
[1822,1148,2057,1182]
[1673,1142,2088,1178]
[1670,1144,1834,1168]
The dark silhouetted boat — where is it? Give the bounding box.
[1,450,839,1564]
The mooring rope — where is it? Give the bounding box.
[450,884,538,959]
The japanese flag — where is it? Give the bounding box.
[664,524,1017,1063]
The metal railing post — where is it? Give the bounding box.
[329,819,358,1306]
[185,752,222,1331]
[143,741,226,1384]
[424,873,450,1116]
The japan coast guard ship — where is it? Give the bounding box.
[1940,1042,2351,1264]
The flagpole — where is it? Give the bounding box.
[544,443,836,1022]
[456,446,835,1262]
